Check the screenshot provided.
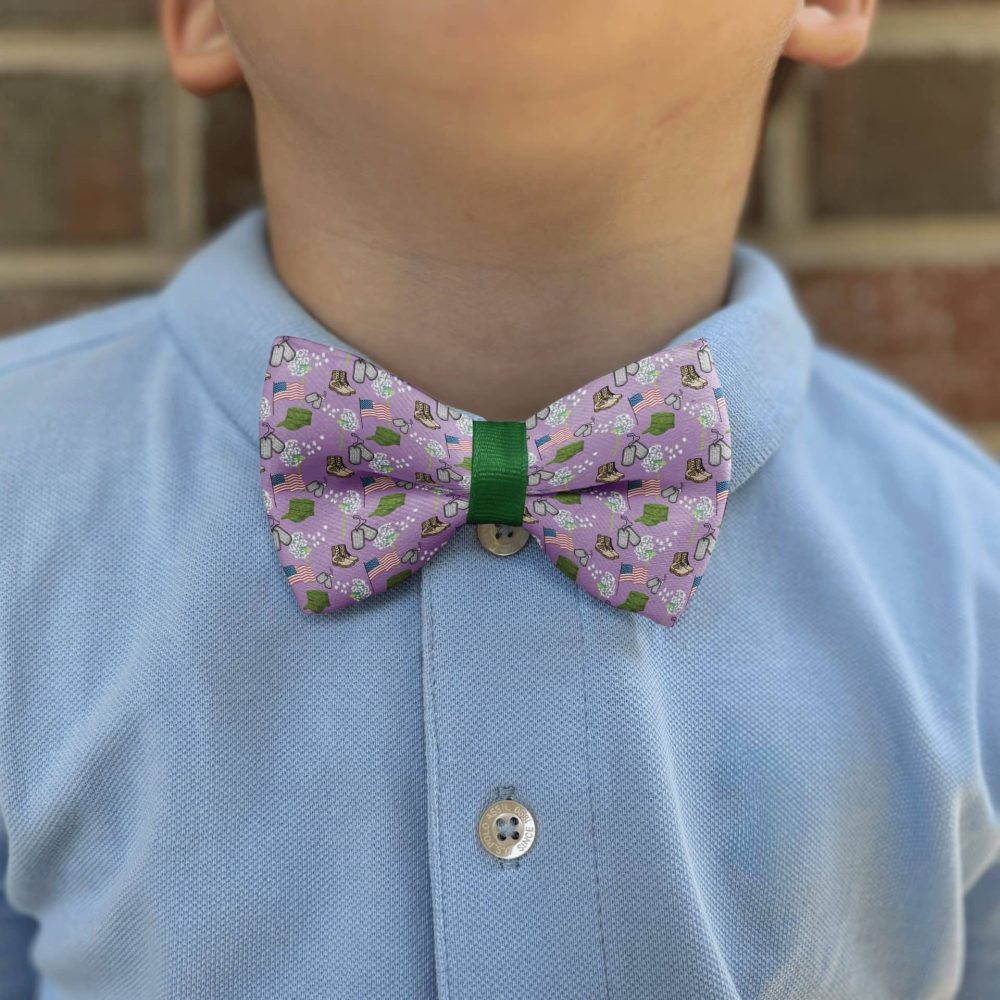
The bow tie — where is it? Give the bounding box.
[259,335,731,627]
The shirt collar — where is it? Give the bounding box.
[162,206,814,493]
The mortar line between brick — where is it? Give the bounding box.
[870,8,1000,57]
[0,30,165,74]
[168,85,207,246]
[761,68,814,233]
[744,217,1000,268]
[0,249,183,288]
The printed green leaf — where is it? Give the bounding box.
[555,555,579,581]
[548,440,585,465]
[552,491,582,505]
[366,425,401,447]
[635,503,669,526]
[283,498,315,522]
[617,591,649,614]
[386,569,413,590]
[644,412,675,436]
[457,456,474,470]
[372,493,406,517]
[278,407,312,430]
[304,590,330,613]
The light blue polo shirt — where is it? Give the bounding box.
[1,207,998,999]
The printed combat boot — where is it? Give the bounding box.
[326,455,353,478]
[421,515,448,537]
[669,551,693,576]
[596,461,624,484]
[593,385,622,412]
[679,364,707,390]
[415,471,435,485]
[595,534,618,560]
[328,370,355,395]
[330,544,359,568]
[414,400,441,429]
[684,457,711,483]
[521,507,539,524]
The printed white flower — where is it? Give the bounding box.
[289,532,311,559]
[370,452,392,473]
[698,402,717,428]
[551,467,573,486]
[262,489,273,513]
[350,578,371,602]
[635,536,655,562]
[260,397,271,420]
[641,445,665,474]
[339,490,362,515]
[373,372,394,399]
[546,401,570,427]
[425,439,446,459]
[597,572,617,599]
[693,495,714,521]
[375,525,399,549]
[456,414,474,436]
[337,409,359,432]
[555,510,575,531]
[288,350,311,376]
[665,588,687,614]
[605,492,628,514]
[281,440,303,467]
[613,412,635,435]
[636,358,658,384]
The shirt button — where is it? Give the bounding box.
[477,798,537,860]
[476,523,530,556]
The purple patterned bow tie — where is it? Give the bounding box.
[259,335,731,627]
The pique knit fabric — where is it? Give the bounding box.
[258,334,731,625]
[0,207,999,1000]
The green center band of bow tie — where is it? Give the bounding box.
[467,420,528,526]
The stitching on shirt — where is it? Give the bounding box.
[575,583,613,998]
[425,575,453,1000]
[157,297,251,449]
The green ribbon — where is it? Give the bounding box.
[467,421,528,526]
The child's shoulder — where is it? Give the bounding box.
[0,292,165,385]
[0,293,186,491]
[808,338,1000,495]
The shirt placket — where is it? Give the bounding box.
[421,525,610,1000]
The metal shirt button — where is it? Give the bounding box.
[476,523,530,556]
[477,798,537,860]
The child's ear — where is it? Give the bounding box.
[161,0,244,97]
[781,0,877,69]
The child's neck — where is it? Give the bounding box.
[257,98,757,421]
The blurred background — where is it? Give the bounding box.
[0,0,998,457]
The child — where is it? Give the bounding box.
[1,0,998,996]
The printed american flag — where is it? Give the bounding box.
[535,426,572,453]
[542,526,574,552]
[285,563,316,586]
[444,433,472,456]
[627,479,660,505]
[359,397,392,421]
[628,386,665,413]
[714,386,729,428]
[620,563,648,586]
[271,471,305,494]
[364,550,401,578]
[715,479,730,506]
[361,474,397,498]
[273,380,305,402]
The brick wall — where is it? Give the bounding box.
[1,1,998,458]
